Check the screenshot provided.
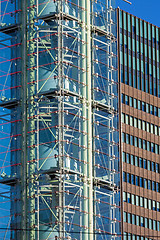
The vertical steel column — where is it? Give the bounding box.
[21,0,28,239]
[58,0,65,238]
[86,0,93,238]
[81,0,88,238]
[28,1,36,239]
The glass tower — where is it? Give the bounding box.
[0,1,120,239]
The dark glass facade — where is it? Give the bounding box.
[118,9,160,97]
[118,8,160,240]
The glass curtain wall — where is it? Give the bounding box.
[0,0,121,239]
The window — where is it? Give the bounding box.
[156,163,159,173]
[122,152,126,162]
[143,159,147,169]
[158,221,160,231]
[148,180,151,190]
[131,174,135,185]
[130,116,133,126]
[140,197,144,207]
[152,162,155,172]
[136,195,139,206]
[132,194,135,205]
[139,158,143,168]
[124,212,127,222]
[141,217,144,227]
[130,135,134,145]
[154,106,158,116]
[156,183,159,192]
[151,143,154,152]
[146,103,150,113]
[132,214,136,224]
[138,119,142,129]
[142,101,145,111]
[124,233,127,240]
[143,140,147,150]
[157,202,160,212]
[152,181,156,191]
[122,132,125,142]
[149,219,152,229]
[127,173,130,183]
[129,96,133,107]
[126,134,130,144]
[153,200,156,211]
[123,192,127,202]
[128,213,131,224]
[155,125,158,135]
[122,113,125,123]
[132,235,136,240]
[144,179,147,189]
[134,118,138,128]
[151,124,154,134]
[135,156,138,167]
[148,160,151,171]
[125,95,129,105]
[126,114,129,124]
[127,193,131,203]
[142,121,146,131]
[134,137,138,147]
[136,215,140,226]
[146,122,150,132]
[150,105,154,115]
[126,153,130,163]
[134,98,137,108]
[155,144,158,154]
[131,155,134,165]
[145,218,148,228]
[144,198,148,208]
[128,233,131,240]
[138,100,141,110]
[139,138,142,148]
[140,177,143,187]
[147,141,150,151]
[148,199,152,210]
[153,220,157,231]
[136,176,139,186]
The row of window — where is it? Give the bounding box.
[122,152,160,173]
[121,93,160,117]
[122,132,160,154]
[122,112,160,136]
[121,66,160,97]
[123,172,160,192]
[119,10,159,41]
[120,28,159,57]
[124,232,153,240]
[124,212,160,231]
[120,28,159,49]
[120,47,158,66]
[123,191,160,212]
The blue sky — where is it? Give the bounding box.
[116,0,160,27]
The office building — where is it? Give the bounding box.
[117,8,160,240]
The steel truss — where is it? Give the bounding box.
[0,0,121,239]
